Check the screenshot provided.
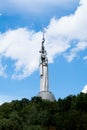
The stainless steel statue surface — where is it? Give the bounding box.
[38,33,55,101]
[39,33,48,92]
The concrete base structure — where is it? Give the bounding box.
[37,91,55,101]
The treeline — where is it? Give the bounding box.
[0,93,87,130]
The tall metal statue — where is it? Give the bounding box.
[38,33,55,101]
[39,33,48,92]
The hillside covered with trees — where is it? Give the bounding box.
[0,93,87,130]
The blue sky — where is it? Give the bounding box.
[0,0,87,104]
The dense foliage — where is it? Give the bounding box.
[0,93,87,130]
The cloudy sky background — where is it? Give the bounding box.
[0,0,87,104]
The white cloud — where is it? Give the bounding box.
[0,95,12,105]
[0,95,21,105]
[0,28,42,79]
[0,0,79,15]
[82,85,87,93]
[0,64,7,77]
[64,42,87,62]
[83,56,87,60]
[45,0,87,62]
[0,0,87,79]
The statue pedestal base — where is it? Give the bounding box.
[37,91,55,101]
